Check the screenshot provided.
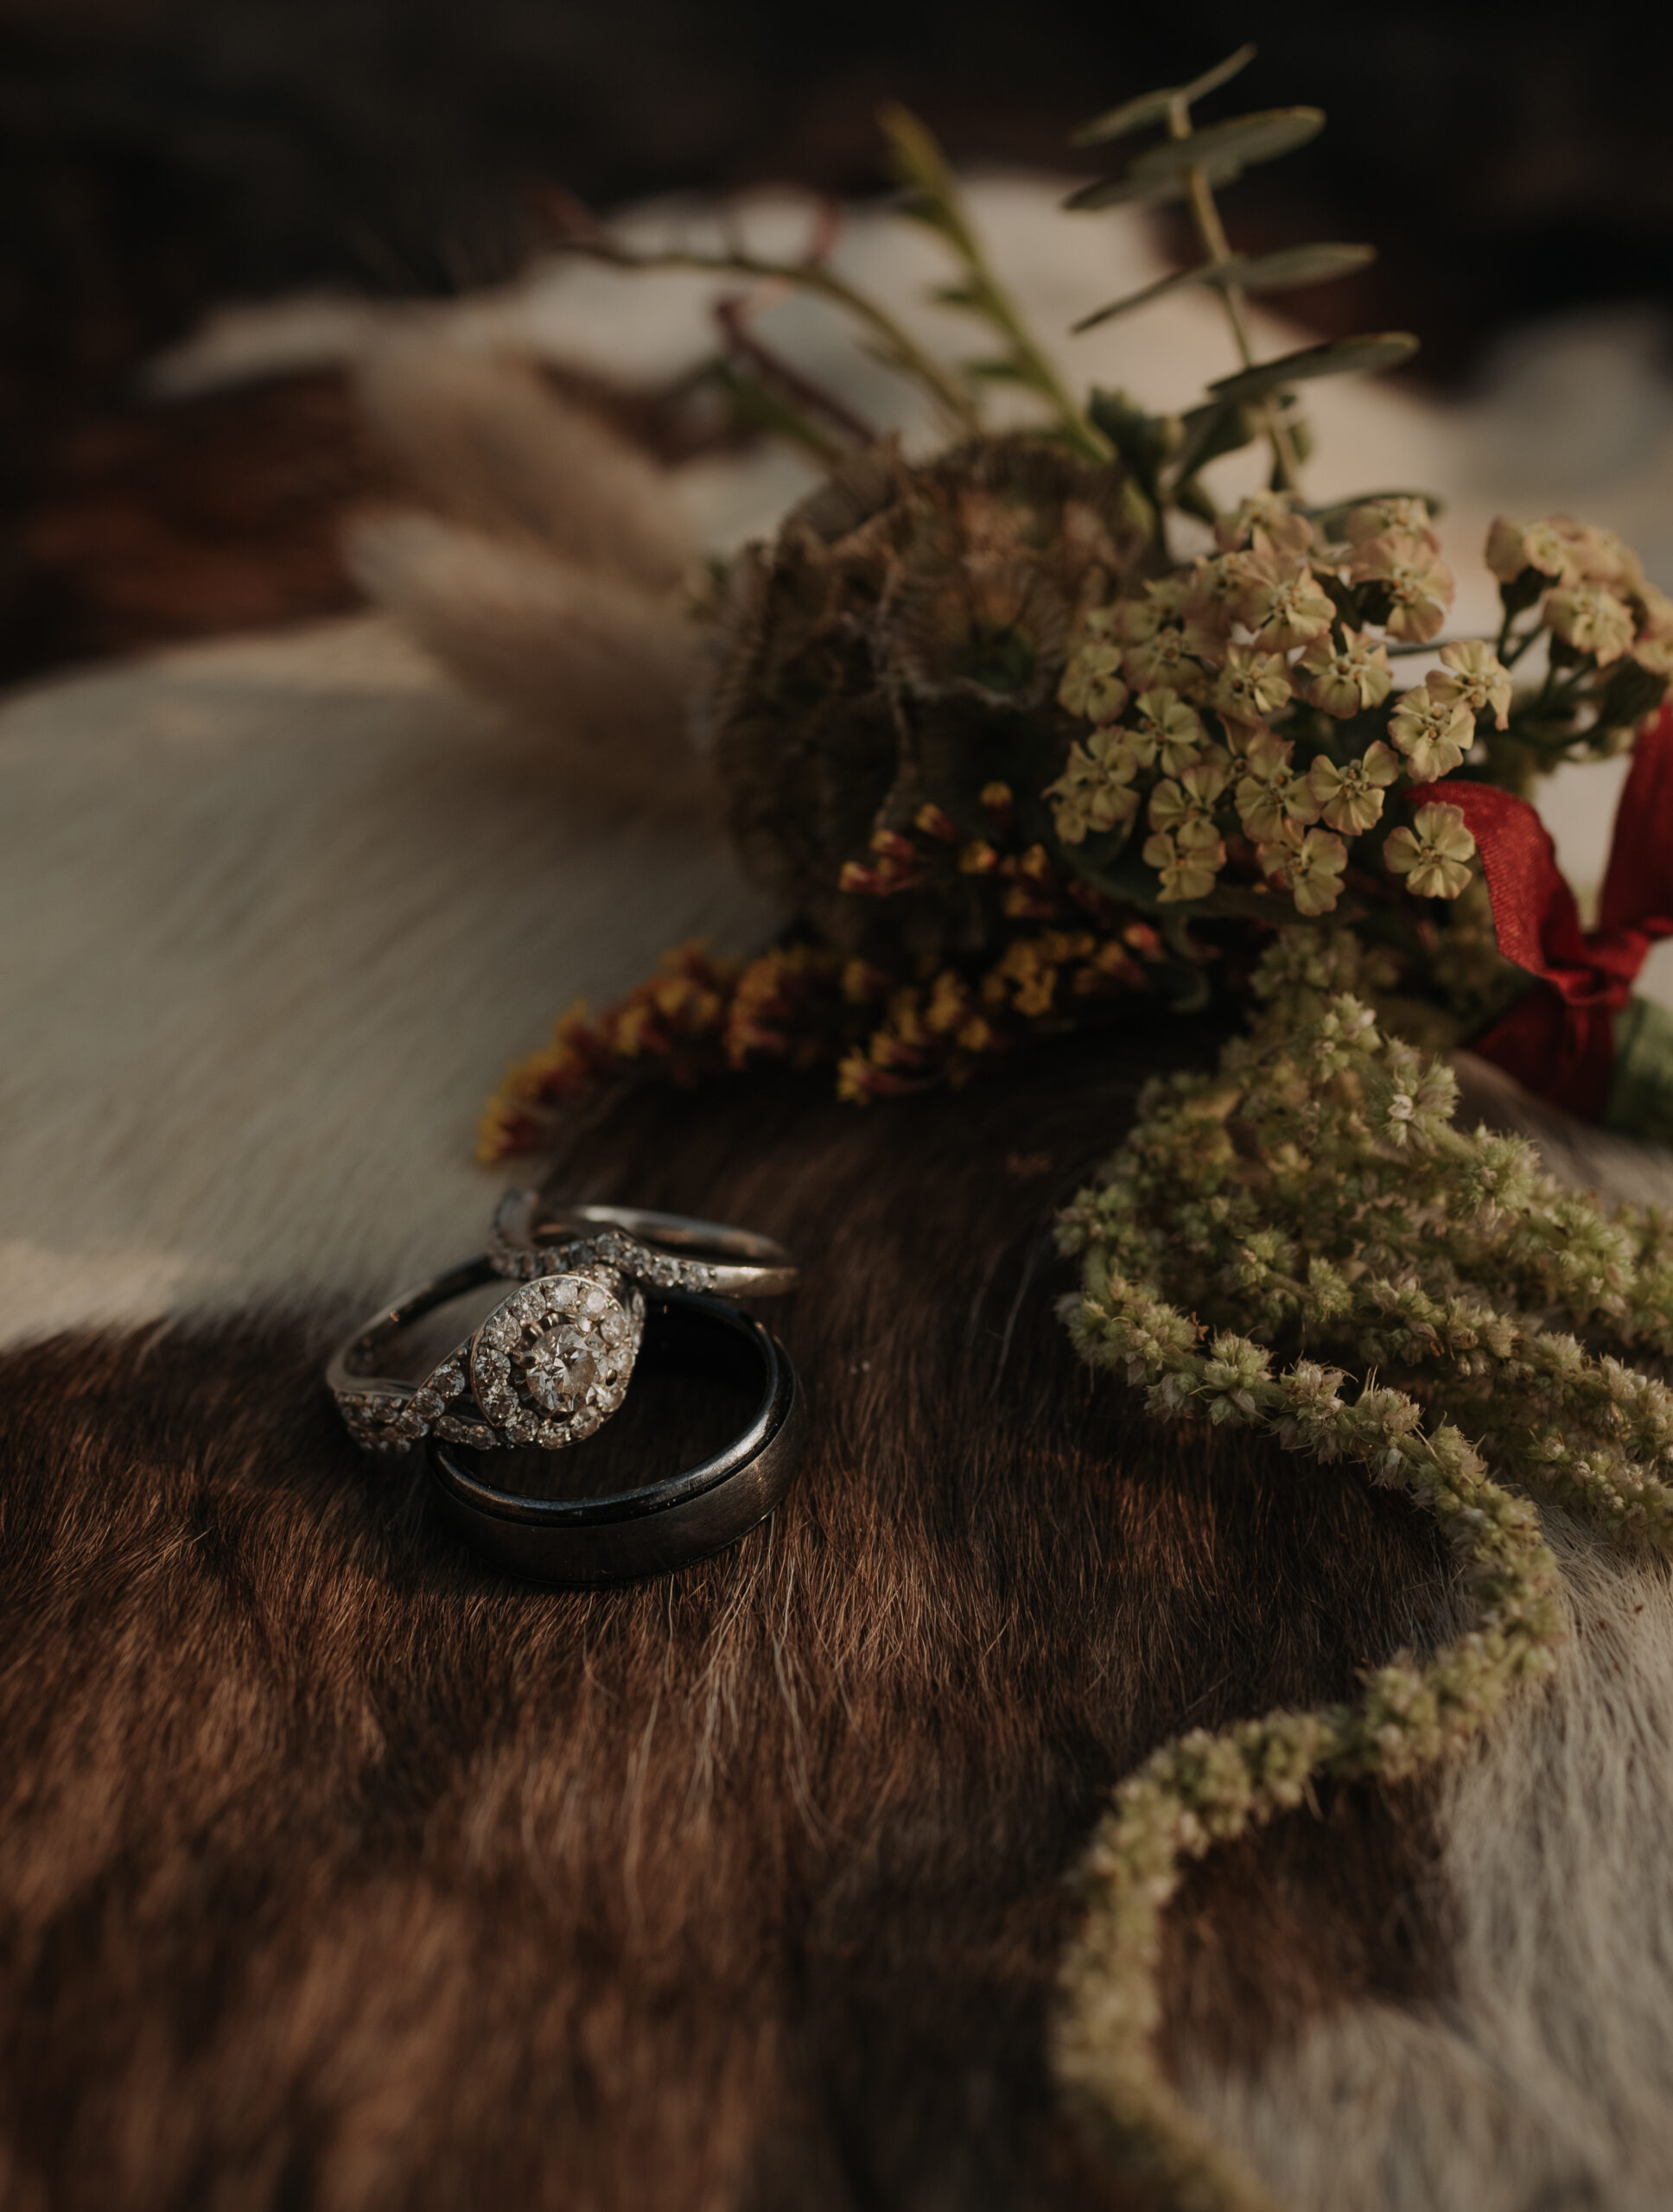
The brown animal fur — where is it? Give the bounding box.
[0,1031,1458,2210]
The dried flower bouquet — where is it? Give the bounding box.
[487,47,1673,1149]
[459,46,1673,2211]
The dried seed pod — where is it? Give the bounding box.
[695,433,1154,957]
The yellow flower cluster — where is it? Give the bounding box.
[480,910,1168,1150]
[478,942,848,1160]
[1046,499,1672,928]
[835,922,1158,1101]
[1485,514,1673,671]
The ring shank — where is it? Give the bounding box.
[325,1255,499,1395]
[427,1291,805,1584]
[495,1193,800,1298]
[544,1203,789,1266]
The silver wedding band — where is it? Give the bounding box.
[325,1261,806,1582]
[489,1192,800,1298]
[328,1200,800,1459]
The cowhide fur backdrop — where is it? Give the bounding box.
[7,182,1673,2212]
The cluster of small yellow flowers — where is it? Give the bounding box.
[834,920,1160,1100]
[478,942,853,1158]
[1433,638,1513,728]
[1387,683,1474,779]
[1342,504,1454,642]
[1297,627,1392,715]
[1056,615,1130,723]
[1209,644,1289,730]
[1486,514,1673,679]
[1053,931,1673,2212]
[1046,497,1670,932]
[492,494,1673,1146]
[482,783,1180,1142]
[1260,824,1347,916]
[1308,741,1397,834]
[1237,549,1335,649]
[1142,759,1230,899]
[1384,800,1478,899]
[1044,728,1142,842]
[1232,732,1314,842]
[1132,685,1208,770]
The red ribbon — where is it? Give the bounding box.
[1409,705,1673,1121]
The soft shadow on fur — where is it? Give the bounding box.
[0,1027,1458,2211]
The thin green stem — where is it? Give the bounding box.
[880,104,1111,460]
[1498,613,1554,671]
[563,233,982,438]
[1170,95,1302,493]
[946,233,1111,461]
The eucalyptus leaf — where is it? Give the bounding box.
[1087,387,1179,495]
[1072,266,1200,331]
[1230,240,1375,289]
[880,105,958,199]
[1063,156,1243,212]
[1072,240,1375,333]
[1170,397,1259,481]
[1130,107,1324,181]
[1071,44,1256,147]
[1207,331,1419,404]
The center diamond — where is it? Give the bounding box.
[521,1322,600,1411]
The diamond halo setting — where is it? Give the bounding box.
[468,1266,645,1451]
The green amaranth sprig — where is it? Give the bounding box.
[1052,929,1673,2209]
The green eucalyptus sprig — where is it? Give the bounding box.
[547,50,1431,540]
[1053,929,1673,2209]
[1062,45,1417,524]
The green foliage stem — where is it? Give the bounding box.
[878,104,1112,461]
[1052,931,1673,2209]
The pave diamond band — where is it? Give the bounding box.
[489,1192,799,1299]
[326,1255,645,1455]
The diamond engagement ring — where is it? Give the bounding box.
[428,1289,805,1584]
[488,1192,800,1298]
[327,1253,646,1454]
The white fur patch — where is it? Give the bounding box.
[1186,1515,1673,2209]
[0,618,768,1346]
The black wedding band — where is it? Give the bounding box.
[426,1290,805,1585]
